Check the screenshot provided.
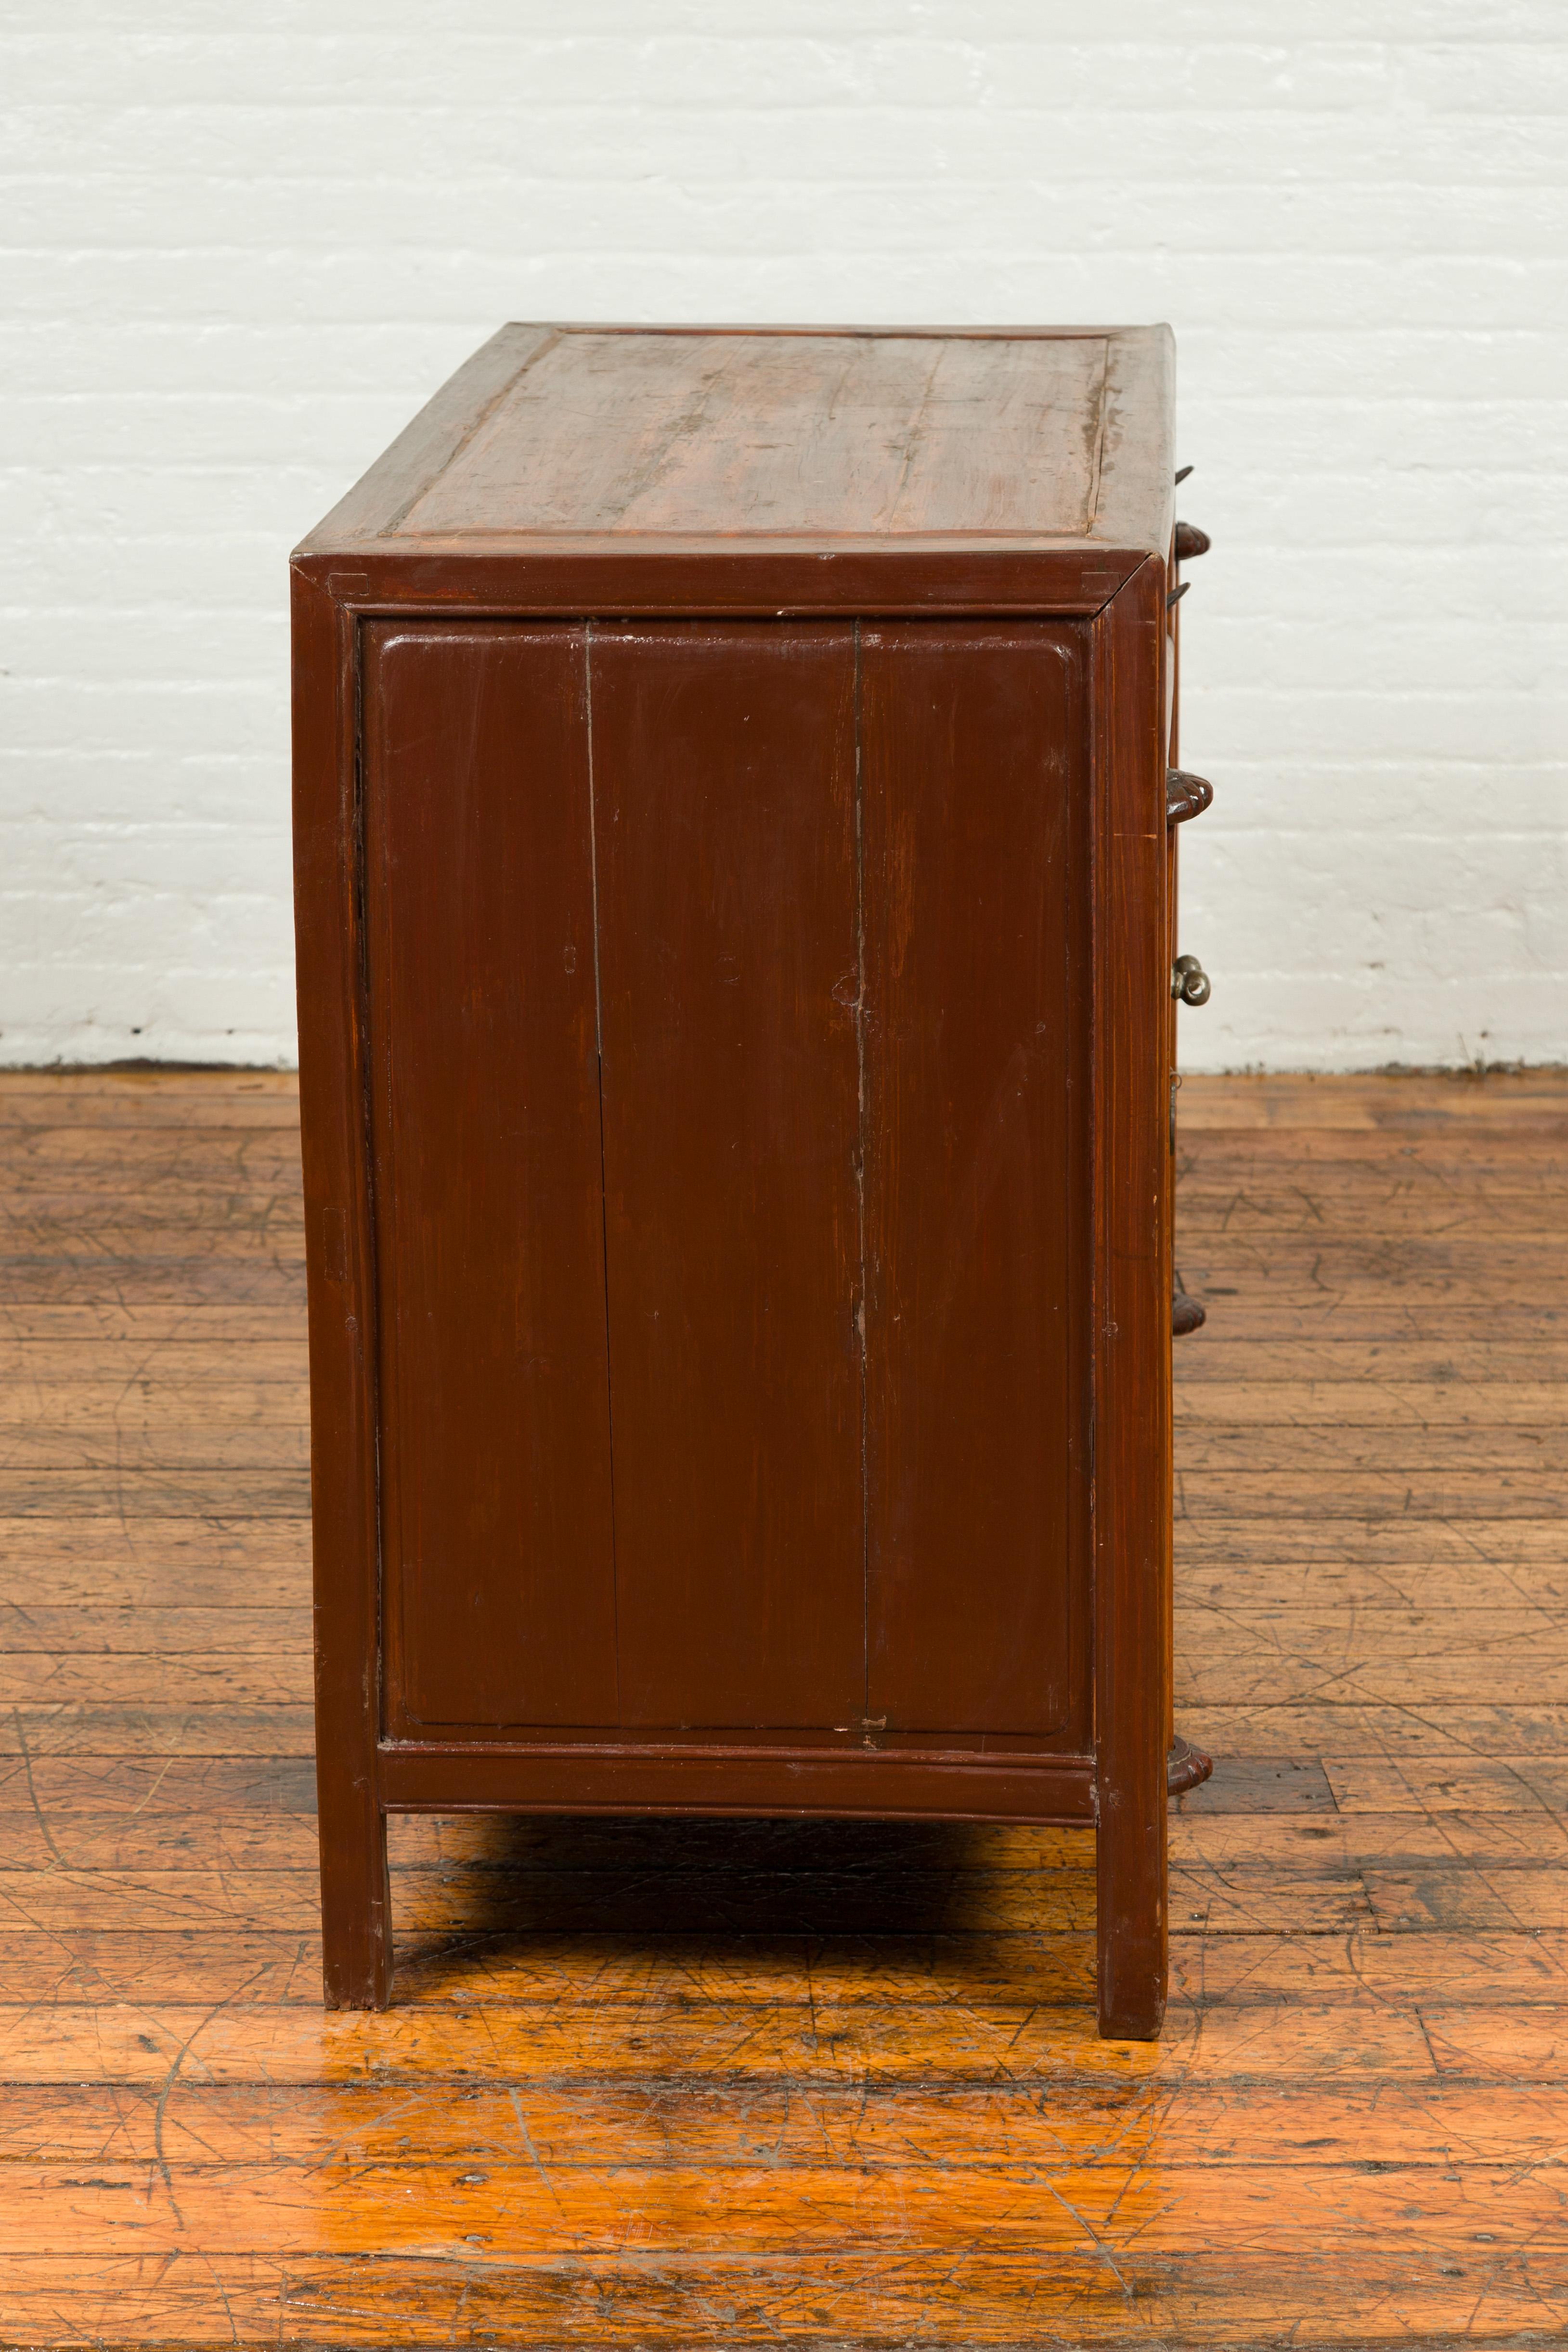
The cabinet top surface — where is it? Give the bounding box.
[300,324,1177,570]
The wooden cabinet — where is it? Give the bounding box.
[293,324,1196,2038]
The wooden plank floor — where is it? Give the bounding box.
[0,1067,1564,2348]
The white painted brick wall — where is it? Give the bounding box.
[4,2,1565,1069]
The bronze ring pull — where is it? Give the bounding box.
[1171,954,1212,1007]
[1173,1289,1207,1337]
[1167,1734,1214,1792]
[1166,768,1214,825]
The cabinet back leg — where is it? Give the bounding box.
[318,1800,392,2010]
[1095,1797,1166,2040]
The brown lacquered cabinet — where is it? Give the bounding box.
[292,323,1201,2038]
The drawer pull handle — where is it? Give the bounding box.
[1166,581,1190,610]
[1171,954,1211,1007]
[1174,520,1210,561]
[1168,1733,1214,1788]
[1166,768,1213,826]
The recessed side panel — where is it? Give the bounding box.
[862,623,1092,1739]
[362,623,617,1729]
[591,623,864,1729]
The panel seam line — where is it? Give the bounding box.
[855,619,871,1722]
[584,621,621,1723]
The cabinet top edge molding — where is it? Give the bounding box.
[297,322,1177,577]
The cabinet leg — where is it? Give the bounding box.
[318,1799,392,2011]
[1095,1783,1167,2041]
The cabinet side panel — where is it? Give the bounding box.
[862,623,1091,1739]
[362,622,617,1730]
[591,623,864,1729]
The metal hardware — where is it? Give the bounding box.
[1166,581,1190,610]
[1175,464,1194,484]
[1167,1733,1214,1790]
[1173,1289,1207,1336]
[1171,953,1211,1007]
[1166,768,1214,826]
[1174,520,1210,561]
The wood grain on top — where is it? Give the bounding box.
[323,325,1169,553]
[399,329,1110,540]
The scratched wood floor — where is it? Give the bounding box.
[0,1068,1565,2348]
